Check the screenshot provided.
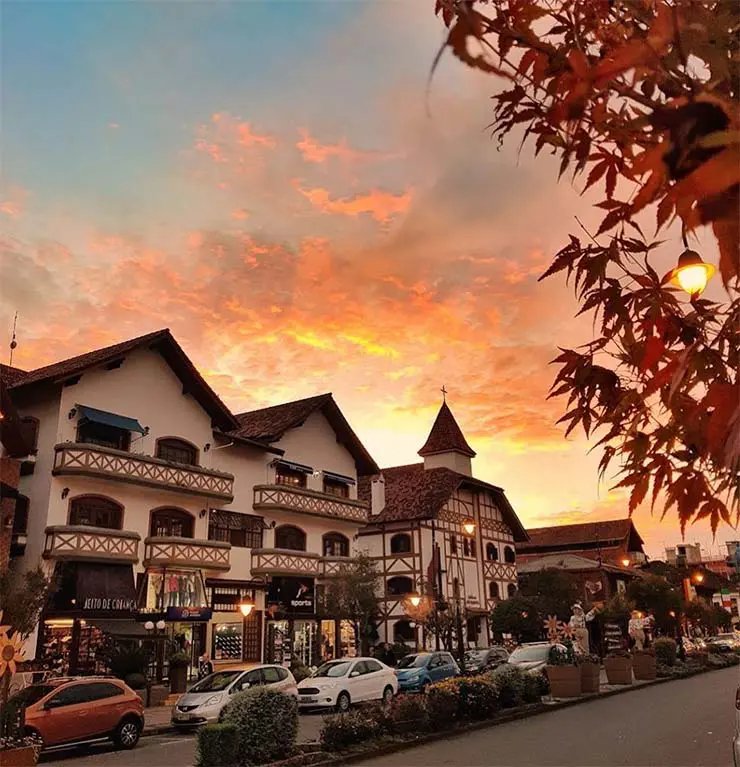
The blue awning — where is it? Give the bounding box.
[277,459,313,474]
[77,405,146,435]
[323,471,356,486]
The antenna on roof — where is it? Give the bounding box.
[8,312,18,366]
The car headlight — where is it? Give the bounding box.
[201,694,223,707]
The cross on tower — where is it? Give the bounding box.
[441,385,447,402]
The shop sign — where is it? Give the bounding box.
[267,577,315,615]
[166,606,213,621]
[82,597,137,613]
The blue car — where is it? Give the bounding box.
[395,652,460,692]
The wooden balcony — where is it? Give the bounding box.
[43,525,141,564]
[53,443,234,502]
[253,485,368,524]
[251,548,322,577]
[321,556,353,578]
[143,536,231,572]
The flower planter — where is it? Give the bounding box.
[546,665,581,698]
[0,746,38,767]
[632,651,657,680]
[604,656,633,685]
[580,661,601,693]
[693,651,708,667]
[169,665,188,694]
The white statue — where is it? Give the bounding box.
[629,611,645,650]
[569,603,596,654]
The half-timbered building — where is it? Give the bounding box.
[359,399,528,649]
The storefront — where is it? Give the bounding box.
[207,579,263,665]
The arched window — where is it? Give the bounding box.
[275,525,307,551]
[486,543,499,562]
[69,496,123,530]
[387,576,414,597]
[507,583,517,598]
[150,507,194,538]
[156,438,198,466]
[323,532,349,557]
[393,620,415,643]
[489,581,500,600]
[504,546,516,564]
[390,534,411,554]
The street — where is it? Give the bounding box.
[41,668,739,766]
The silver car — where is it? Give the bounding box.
[503,642,566,674]
[172,665,297,728]
[733,686,740,767]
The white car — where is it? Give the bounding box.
[734,686,740,767]
[297,657,397,712]
[502,642,567,674]
[172,665,297,728]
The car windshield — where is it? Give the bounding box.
[10,684,57,708]
[189,671,243,692]
[313,661,352,678]
[465,650,487,661]
[397,654,430,669]
[509,645,549,663]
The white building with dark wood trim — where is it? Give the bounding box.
[359,400,528,649]
[1,330,378,676]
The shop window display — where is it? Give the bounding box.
[213,623,242,661]
[141,570,208,612]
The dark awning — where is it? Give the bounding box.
[323,471,355,486]
[77,404,146,435]
[277,459,313,474]
[76,563,138,615]
[87,619,150,638]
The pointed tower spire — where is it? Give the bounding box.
[418,395,476,475]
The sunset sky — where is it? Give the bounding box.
[1,1,731,558]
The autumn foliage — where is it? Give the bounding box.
[434,0,739,533]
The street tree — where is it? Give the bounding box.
[626,572,682,632]
[490,596,542,642]
[318,553,380,655]
[519,568,580,621]
[433,0,739,534]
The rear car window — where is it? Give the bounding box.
[262,667,280,683]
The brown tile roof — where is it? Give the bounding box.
[0,364,27,386]
[359,463,528,541]
[3,329,238,432]
[518,519,643,552]
[418,402,476,458]
[234,394,379,475]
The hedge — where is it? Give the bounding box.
[426,680,461,729]
[456,676,500,720]
[196,724,240,767]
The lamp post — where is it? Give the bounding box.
[663,248,716,300]
[144,619,167,695]
[453,519,476,674]
[240,600,255,662]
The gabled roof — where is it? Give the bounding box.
[3,329,239,432]
[517,553,636,576]
[359,462,528,542]
[233,393,379,475]
[418,401,476,458]
[518,519,644,553]
[0,364,27,387]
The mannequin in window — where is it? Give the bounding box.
[168,573,180,607]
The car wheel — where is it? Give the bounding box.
[382,686,394,705]
[113,717,141,750]
[335,691,351,713]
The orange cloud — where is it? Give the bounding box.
[0,187,29,219]
[294,183,411,223]
[296,129,396,164]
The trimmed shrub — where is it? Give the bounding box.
[364,702,394,735]
[196,723,240,767]
[107,644,149,680]
[221,687,298,764]
[654,637,677,667]
[426,680,460,729]
[320,710,381,752]
[124,672,147,690]
[522,672,542,704]
[388,693,428,735]
[489,666,526,708]
[456,676,500,720]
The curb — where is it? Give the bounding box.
[142,724,178,738]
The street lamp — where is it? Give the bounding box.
[664,249,715,298]
[621,557,631,568]
[462,520,476,536]
[408,593,422,609]
[693,572,705,584]
[240,600,255,662]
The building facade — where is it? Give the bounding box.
[359,400,528,649]
[1,330,378,676]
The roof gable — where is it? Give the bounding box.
[234,393,379,475]
[4,329,238,432]
[518,519,642,552]
[418,402,476,458]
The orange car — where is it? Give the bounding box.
[14,676,144,751]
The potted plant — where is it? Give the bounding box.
[604,648,633,685]
[168,652,190,694]
[580,653,601,694]
[544,621,581,699]
[632,646,657,680]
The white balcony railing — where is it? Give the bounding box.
[253,484,368,524]
[43,525,141,564]
[143,536,231,572]
[251,548,322,577]
[53,443,234,501]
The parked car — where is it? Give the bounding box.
[464,647,509,675]
[297,657,397,711]
[395,652,460,692]
[503,642,566,674]
[16,676,144,751]
[706,634,738,653]
[172,665,297,728]
[733,686,740,767]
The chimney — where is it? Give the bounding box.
[370,476,385,517]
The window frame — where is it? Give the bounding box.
[387,576,414,597]
[486,543,499,562]
[488,581,500,600]
[155,437,199,467]
[322,532,350,558]
[68,495,124,530]
[77,420,131,451]
[149,507,195,539]
[322,478,350,498]
[274,525,307,552]
[208,510,264,549]
[390,533,412,554]
[275,466,307,488]
[504,546,516,564]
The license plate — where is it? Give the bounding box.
[300,697,318,703]
[176,712,195,720]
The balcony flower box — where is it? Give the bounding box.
[604,651,633,685]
